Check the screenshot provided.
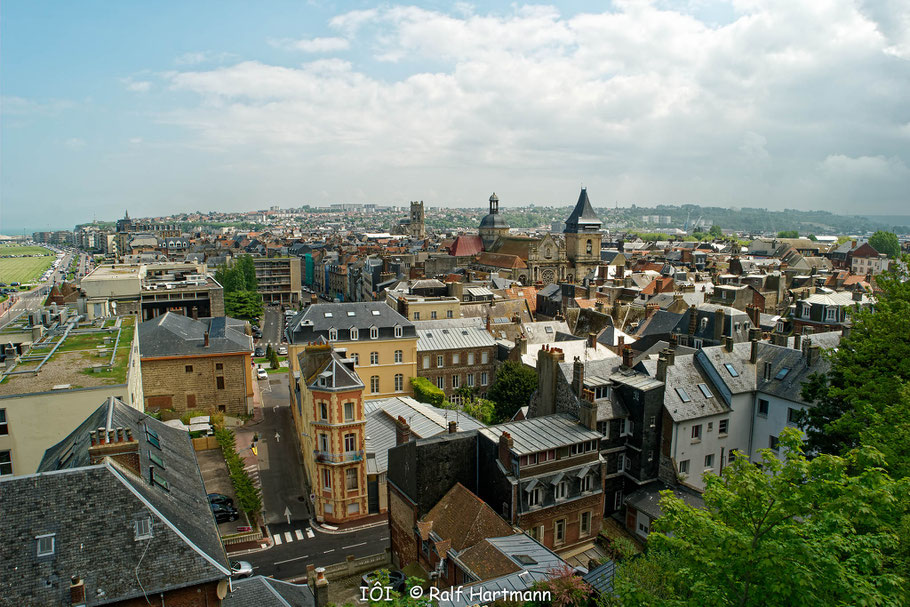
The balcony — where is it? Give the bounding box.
[314,450,364,464]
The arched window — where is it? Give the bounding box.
[545,247,552,259]
[370,326,379,339]
[350,327,359,340]
[586,239,593,254]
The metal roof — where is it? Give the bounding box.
[479,414,602,456]
[416,324,496,352]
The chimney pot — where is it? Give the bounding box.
[89,431,97,446]
[98,427,107,444]
[448,420,457,434]
[656,353,668,382]
[203,331,210,347]
[622,345,634,368]
[126,428,133,442]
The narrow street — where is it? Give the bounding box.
[261,305,282,348]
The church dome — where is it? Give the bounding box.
[479,213,509,229]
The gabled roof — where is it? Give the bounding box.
[476,252,527,269]
[564,187,602,233]
[423,483,515,553]
[139,313,251,357]
[224,576,315,607]
[449,235,484,257]
[307,351,364,391]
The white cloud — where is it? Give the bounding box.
[158,2,910,210]
[271,36,350,53]
[129,137,143,144]
[175,51,237,65]
[122,78,152,93]
[820,154,909,179]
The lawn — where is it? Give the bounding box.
[0,244,55,284]
[0,245,53,256]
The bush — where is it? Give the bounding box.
[215,428,262,519]
[410,377,445,407]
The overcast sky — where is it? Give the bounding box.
[2,1,908,232]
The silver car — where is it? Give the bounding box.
[231,560,254,578]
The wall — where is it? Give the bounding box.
[416,346,496,400]
[140,353,251,415]
[749,391,806,462]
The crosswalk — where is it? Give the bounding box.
[244,464,261,489]
[271,526,315,545]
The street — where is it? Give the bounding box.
[0,248,85,330]
[261,305,283,348]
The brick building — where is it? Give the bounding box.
[139,313,253,415]
[414,318,497,403]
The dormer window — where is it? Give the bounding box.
[36,534,55,557]
[801,304,810,318]
[135,518,153,540]
[350,328,359,340]
[370,326,378,339]
[328,328,338,341]
[394,325,402,338]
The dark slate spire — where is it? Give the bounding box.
[564,187,602,233]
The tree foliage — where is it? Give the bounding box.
[224,290,263,321]
[217,255,263,321]
[869,230,901,259]
[708,224,723,238]
[486,361,538,422]
[777,230,799,238]
[214,428,262,518]
[615,429,909,606]
[410,376,445,407]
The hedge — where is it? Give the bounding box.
[214,428,262,519]
[410,376,445,407]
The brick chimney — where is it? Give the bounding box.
[395,416,411,446]
[88,422,140,476]
[656,352,668,382]
[745,304,760,328]
[622,345,634,368]
[498,432,513,470]
[573,357,584,398]
[688,305,698,335]
[587,332,597,349]
[203,331,210,347]
[448,420,457,434]
[713,307,725,342]
[806,344,821,367]
[70,576,86,607]
[616,335,625,355]
[749,327,761,363]
[579,390,597,431]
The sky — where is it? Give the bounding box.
[1,0,909,233]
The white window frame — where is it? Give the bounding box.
[344,433,356,452]
[452,375,460,389]
[436,355,444,368]
[481,351,489,364]
[554,481,568,500]
[466,373,475,387]
[370,351,379,365]
[394,374,404,392]
[678,459,689,475]
[704,453,714,469]
[394,350,403,363]
[528,487,541,507]
[422,355,430,369]
[135,518,153,540]
[370,326,379,339]
[350,327,359,340]
[452,353,460,365]
[467,352,475,365]
[436,376,444,389]
[36,534,55,557]
[370,376,379,394]
[344,402,354,422]
[481,372,488,386]
[328,328,338,341]
[580,511,591,536]
[394,325,403,338]
[345,468,358,491]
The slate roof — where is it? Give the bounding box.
[479,414,602,456]
[583,560,616,596]
[288,301,416,343]
[224,576,315,607]
[139,313,251,358]
[415,321,496,352]
[423,483,515,553]
[564,187,602,233]
[641,355,730,422]
[364,397,486,473]
[625,480,704,519]
[306,350,364,391]
[3,398,230,605]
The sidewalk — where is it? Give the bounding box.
[312,513,388,534]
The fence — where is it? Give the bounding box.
[292,549,391,583]
[192,436,219,451]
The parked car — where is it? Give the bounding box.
[254,347,265,357]
[277,346,287,356]
[211,503,239,523]
[257,367,268,380]
[361,569,407,593]
[253,330,263,339]
[231,561,254,578]
[207,493,234,508]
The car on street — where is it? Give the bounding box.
[277,346,287,356]
[253,330,262,338]
[230,561,254,578]
[254,347,265,357]
[211,503,239,523]
[207,493,234,508]
[257,367,268,380]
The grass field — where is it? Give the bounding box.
[0,244,54,284]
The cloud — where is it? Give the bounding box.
[122,78,152,93]
[820,154,909,179]
[175,51,237,65]
[269,36,350,53]
[1,96,72,116]
[157,3,909,211]
[63,138,86,149]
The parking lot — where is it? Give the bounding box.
[196,448,250,535]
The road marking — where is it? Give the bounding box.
[306,528,314,539]
[343,541,367,549]
[274,554,310,565]
[379,537,389,541]
[284,531,292,543]
[295,529,304,540]
[273,534,282,545]
[323,549,335,553]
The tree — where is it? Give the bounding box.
[224,291,263,321]
[462,397,496,425]
[528,565,593,607]
[777,230,799,238]
[268,347,280,370]
[869,230,901,259]
[807,233,818,241]
[709,224,723,238]
[616,429,909,606]
[486,361,538,422]
[798,272,910,473]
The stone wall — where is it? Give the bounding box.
[141,353,250,415]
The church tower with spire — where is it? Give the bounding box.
[563,187,603,281]
[479,192,510,249]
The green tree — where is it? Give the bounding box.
[410,377,445,407]
[486,361,538,422]
[777,230,799,238]
[807,233,818,241]
[463,397,496,425]
[798,272,910,472]
[224,291,263,321]
[709,224,722,238]
[869,230,901,259]
[616,429,909,606]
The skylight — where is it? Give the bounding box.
[347,311,355,317]
[514,554,538,566]
[775,367,791,380]
[724,363,739,377]
[371,310,381,316]
[545,326,554,333]
[675,387,691,403]
[150,468,169,491]
[324,312,333,318]
[146,427,160,450]
[149,451,165,469]
[697,383,713,398]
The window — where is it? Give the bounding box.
[436,376,444,389]
[0,409,7,435]
[434,355,444,368]
[370,351,378,365]
[350,328,359,340]
[446,310,453,318]
[414,312,420,320]
[648,415,656,428]
[528,525,542,540]
[580,475,593,492]
[346,468,358,490]
[555,519,566,544]
[675,387,691,403]
[452,353,460,365]
[352,353,359,365]
[423,355,430,369]
[724,363,739,377]
[149,451,165,470]
[215,363,223,371]
[729,451,737,464]
[825,307,838,321]
[540,449,556,462]
[0,450,12,476]
[614,490,623,510]
[758,399,769,416]
[528,487,541,507]
[481,372,489,386]
[322,468,332,490]
[394,350,403,363]
[769,435,780,451]
[319,433,329,451]
[801,304,810,318]
[704,454,714,468]
[146,427,160,450]
[467,373,475,387]
[328,328,338,341]
[344,402,354,422]
[185,365,193,373]
[598,421,610,438]
[344,433,356,452]
[708,422,713,432]
[678,459,689,474]
[775,367,790,380]
[481,351,489,364]
[150,468,169,491]
[135,518,152,540]
[452,375,460,388]
[719,419,729,435]
[320,402,329,421]
[691,424,702,440]
[370,376,379,394]
[586,239,593,254]
[36,534,55,557]
[580,511,591,535]
[394,325,403,338]
[370,326,378,339]
[697,383,713,398]
[620,419,633,437]
[787,407,799,424]
[394,374,404,392]
[431,311,437,319]
[216,376,225,389]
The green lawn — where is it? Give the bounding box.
[0,244,55,284]
[0,245,53,256]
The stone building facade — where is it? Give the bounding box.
[414,319,497,403]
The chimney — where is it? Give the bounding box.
[745,304,760,328]
[88,423,141,475]
[713,307,725,342]
[852,289,863,302]
[395,416,411,446]
[311,294,318,305]
[646,302,659,319]
[749,328,761,363]
[623,276,632,288]
[587,332,597,348]
[203,331,210,347]
[617,335,625,355]
[485,314,491,333]
[573,357,584,398]
[191,306,199,320]
[516,335,527,355]
[622,345,634,368]
[793,333,802,351]
[665,346,675,366]
[579,390,597,430]
[306,564,316,588]
[669,333,678,349]
[807,344,821,367]
[498,432,513,470]
[656,353,668,382]
[448,421,457,434]
[314,567,329,607]
[724,336,734,352]
[89,430,97,446]
[70,576,86,607]
[688,305,697,335]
